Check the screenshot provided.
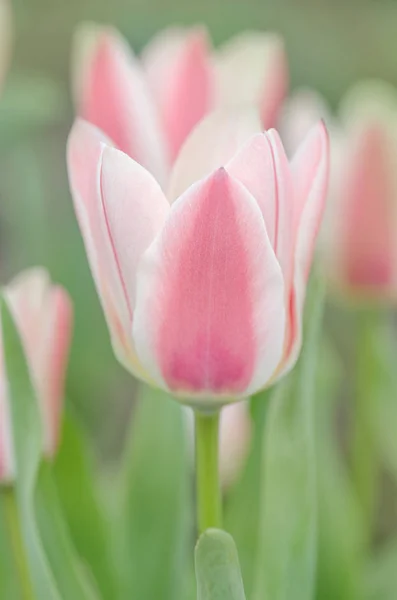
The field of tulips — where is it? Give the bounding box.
[1,0,397,598]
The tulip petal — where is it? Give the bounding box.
[142,26,214,161]
[226,133,278,247]
[67,119,136,370]
[133,168,285,405]
[214,31,288,128]
[100,146,170,311]
[281,122,329,374]
[72,24,168,184]
[168,108,262,201]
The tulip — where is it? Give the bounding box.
[67,110,328,407]
[323,81,397,301]
[71,24,288,182]
[0,0,12,93]
[0,269,72,483]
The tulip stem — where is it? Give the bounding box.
[351,309,382,538]
[195,410,222,533]
[1,486,34,600]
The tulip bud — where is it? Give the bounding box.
[0,269,72,483]
[324,81,397,302]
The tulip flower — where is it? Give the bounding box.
[323,81,397,301]
[67,110,328,407]
[72,24,288,182]
[0,269,72,483]
[0,0,12,93]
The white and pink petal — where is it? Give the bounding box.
[133,168,286,406]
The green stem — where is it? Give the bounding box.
[195,410,222,534]
[351,309,382,536]
[1,486,34,600]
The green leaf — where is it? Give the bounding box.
[314,342,364,600]
[195,529,246,600]
[1,296,98,600]
[253,274,325,600]
[117,385,190,599]
[35,462,100,600]
[1,295,62,600]
[363,540,397,600]
[53,414,119,600]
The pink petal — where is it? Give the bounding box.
[280,122,329,374]
[226,133,278,247]
[142,26,214,162]
[214,32,288,128]
[72,25,168,184]
[168,108,262,201]
[67,119,135,370]
[133,169,285,405]
[100,146,170,311]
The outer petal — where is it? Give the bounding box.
[67,119,138,372]
[280,122,329,374]
[168,108,262,201]
[72,24,168,184]
[0,0,12,93]
[142,26,214,162]
[100,146,170,310]
[214,32,288,128]
[133,169,286,407]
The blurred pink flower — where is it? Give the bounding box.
[0,269,72,483]
[219,401,251,488]
[323,81,397,301]
[71,24,288,183]
[67,111,328,407]
[0,0,12,93]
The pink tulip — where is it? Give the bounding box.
[324,82,397,300]
[0,0,12,93]
[67,111,328,406]
[72,24,288,181]
[0,269,72,483]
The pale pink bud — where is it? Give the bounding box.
[0,269,72,484]
[219,402,251,488]
[67,111,328,407]
[324,81,397,301]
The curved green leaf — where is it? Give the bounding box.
[253,275,325,600]
[117,386,190,599]
[54,414,119,600]
[195,529,246,600]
